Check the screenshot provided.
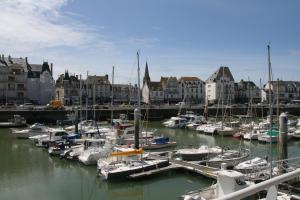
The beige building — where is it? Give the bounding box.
[85,75,111,104]
[55,71,80,105]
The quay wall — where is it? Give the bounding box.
[0,105,299,124]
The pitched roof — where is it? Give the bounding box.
[207,66,234,82]
[86,75,110,84]
[149,81,162,90]
[179,77,201,82]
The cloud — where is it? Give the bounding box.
[0,0,111,54]
[289,50,300,56]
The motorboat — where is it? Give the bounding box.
[243,130,265,140]
[180,170,254,200]
[196,123,211,132]
[0,115,26,128]
[142,136,177,150]
[292,128,300,139]
[203,123,234,136]
[163,117,187,128]
[112,114,133,129]
[186,122,204,130]
[258,129,279,143]
[65,138,107,160]
[78,139,112,165]
[176,145,222,161]
[288,119,298,126]
[12,123,50,139]
[234,157,270,174]
[36,128,69,148]
[29,134,49,143]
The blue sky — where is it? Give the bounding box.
[0,0,300,85]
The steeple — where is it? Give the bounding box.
[143,62,151,85]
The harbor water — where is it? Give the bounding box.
[1,121,300,200]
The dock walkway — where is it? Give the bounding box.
[129,154,219,179]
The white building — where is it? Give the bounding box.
[26,61,55,105]
[262,80,300,103]
[178,77,205,104]
[0,54,55,105]
[113,84,139,104]
[160,76,180,103]
[206,66,235,105]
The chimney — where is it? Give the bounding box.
[50,63,53,76]
[25,57,28,64]
[76,75,78,79]
[2,54,4,61]
[105,74,109,80]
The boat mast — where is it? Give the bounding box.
[135,51,141,150]
[79,74,82,132]
[137,52,141,113]
[111,66,114,124]
[86,71,88,121]
[268,44,273,178]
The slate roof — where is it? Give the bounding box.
[86,75,110,84]
[179,77,201,82]
[207,66,234,82]
[149,81,162,91]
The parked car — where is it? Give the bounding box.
[175,102,185,106]
[19,103,34,110]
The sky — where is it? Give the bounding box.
[0,0,300,85]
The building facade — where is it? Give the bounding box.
[234,79,261,104]
[85,75,111,104]
[262,80,300,103]
[0,54,55,105]
[55,71,80,105]
[206,66,235,105]
[160,76,180,103]
[112,84,138,104]
[178,77,205,104]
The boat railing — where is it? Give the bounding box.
[217,168,300,200]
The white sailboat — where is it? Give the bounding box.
[176,145,222,161]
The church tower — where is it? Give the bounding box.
[143,62,151,85]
